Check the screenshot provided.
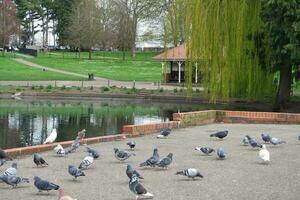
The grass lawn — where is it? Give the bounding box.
[0,54,82,81]
[28,51,162,81]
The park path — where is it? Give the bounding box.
[7,58,180,90]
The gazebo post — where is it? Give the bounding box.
[195,62,198,84]
[178,61,182,83]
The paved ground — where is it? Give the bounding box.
[0,123,299,200]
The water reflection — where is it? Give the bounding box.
[0,98,270,149]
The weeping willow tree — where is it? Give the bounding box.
[183,0,275,102]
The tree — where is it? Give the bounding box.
[183,0,275,101]
[67,0,103,60]
[0,0,20,56]
[113,0,164,57]
[260,0,300,110]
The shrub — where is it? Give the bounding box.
[159,88,164,92]
[46,85,52,90]
[31,86,35,90]
[39,85,44,90]
[90,86,94,90]
[61,85,66,90]
[102,86,109,92]
[173,88,178,93]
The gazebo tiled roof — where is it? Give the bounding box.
[153,43,186,61]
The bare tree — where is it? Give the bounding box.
[67,0,103,60]
[0,0,20,56]
[112,0,164,57]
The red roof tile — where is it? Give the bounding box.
[153,43,186,61]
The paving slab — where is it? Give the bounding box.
[0,123,299,200]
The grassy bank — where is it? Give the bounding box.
[26,51,161,81]
[0,54,82,81]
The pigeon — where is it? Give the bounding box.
[43,128,57,144]
[298,135,300,141]
[261,133,271,143]
[129,175,153,200]
[77,129,86,139]
[53,144,66,156]
[33,154,48,167]
[66,136,81,154]
[242,136,250,145]
[270,137,286,145]
[86,147,100,159]
[0,175,29,188]
[195,146,215,155]
[139,148,159,167]
[246,135,263,148]
[2,162,17,176]
[68,165,85,180]
[217,148,226,159]
[156,153,173,169]
[0,159,6,166]
[34,176,60,193]
[210,130,228,139]
[78,155,94,169]
[59,188,77,200]
[126,164,144,180]
[156,128,172,139]
[127,141,136,150]
[0,148,12,160]
[259,145,270,163]
[175,168,203,179]
[114,148,135,161]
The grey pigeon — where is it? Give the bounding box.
[86,147,100,159]
[78,155,94,169]
[161,128,172,137]
[33,176,60,193]
[210,130,228,139]
[126,141,136,150]
[68,165,85,180]
[176,168,203,179]
[0,148,12,160]
[156,153,173,169]
[126,164,144,180]
[114,148,135,161]
[246,135,262,148]
[139,148,159,167]
[0,175,29,188]
[66,136,80,154]
[261,133,271,143]
[129,175,153,200]
[33,154,48,167]
[0,159,6,166]
[217,148,226,159]
[242,136,249,145]
[2,162,17,176]
[195,146,215,155]
[270,137,286,145]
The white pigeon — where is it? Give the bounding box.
[78,155,94,169]
[43,129,57,144]
[53,144,66,156]
[259,145,270,163]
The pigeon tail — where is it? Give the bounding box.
[139,162,147,167]
[175,171,184,175]
[209,133,216,137]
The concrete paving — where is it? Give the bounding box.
[0,123,299,200]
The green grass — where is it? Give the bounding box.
[28,51,162,81]
[0,54,82,81]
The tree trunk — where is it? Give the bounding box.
[131,17,137,58]
[273,65,292,111]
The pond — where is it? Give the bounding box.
[0,98,271,149]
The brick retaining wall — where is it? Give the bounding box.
[4,110,299,157]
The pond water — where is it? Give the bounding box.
[0,98,271,149]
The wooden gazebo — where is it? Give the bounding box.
[153,43,199,84]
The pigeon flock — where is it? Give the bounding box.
[0,127,298,200]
